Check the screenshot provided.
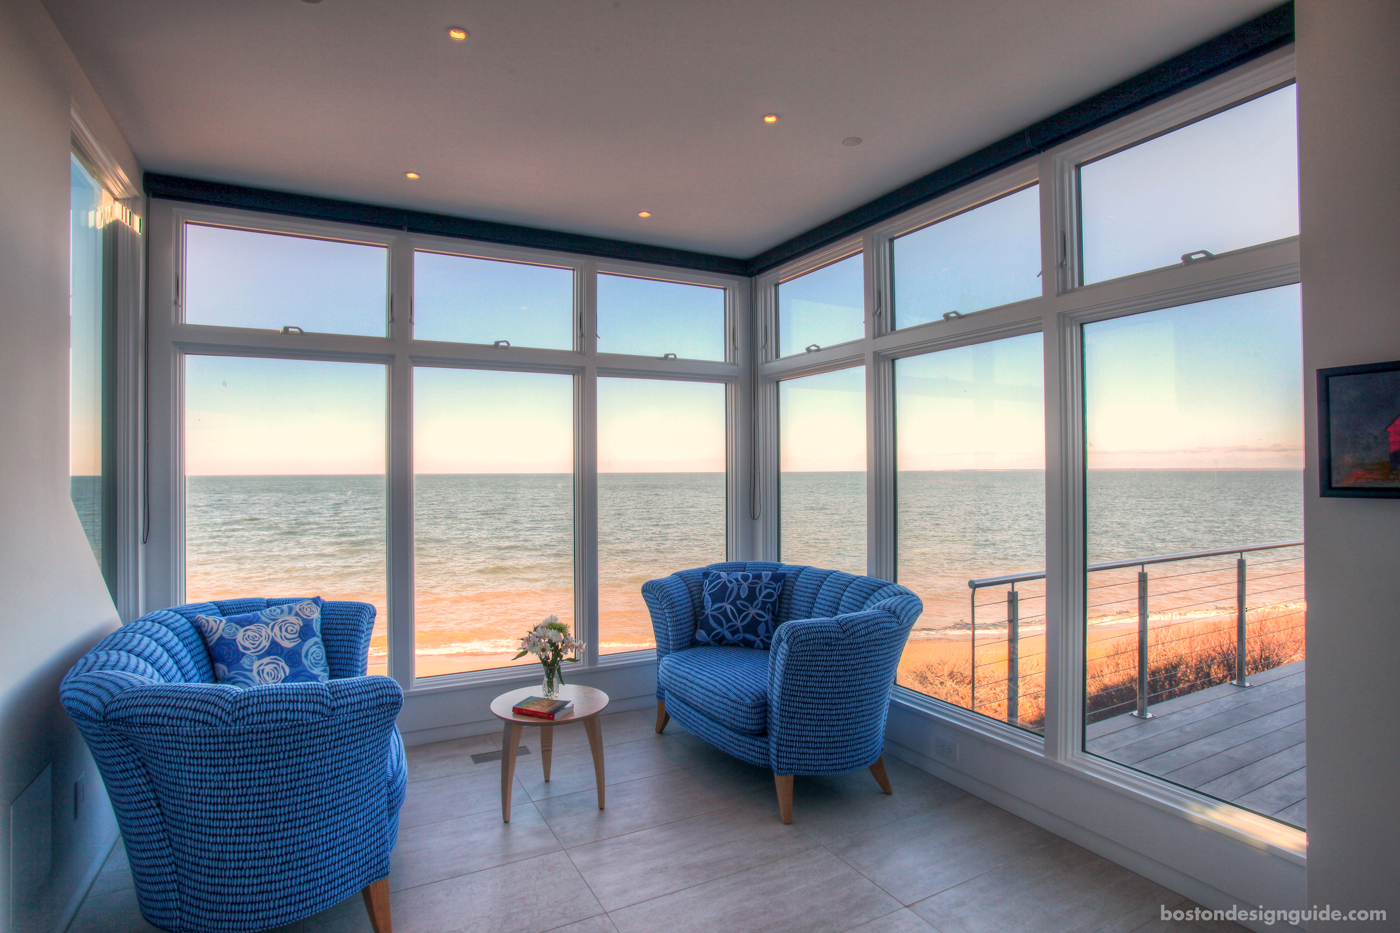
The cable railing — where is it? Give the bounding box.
[967,540,1305,729]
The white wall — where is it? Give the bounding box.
[1296,2,1400,927]
[0,0,139,929]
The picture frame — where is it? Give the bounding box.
[1317,359,1400,498]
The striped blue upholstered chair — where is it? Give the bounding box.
[644,563,922,823]
[60,599,406,933]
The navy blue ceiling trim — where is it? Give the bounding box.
[746,2,1294,275]
[146,3,1291,280]
[142,173,751,277]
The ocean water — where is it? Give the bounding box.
[185,469,1304,674]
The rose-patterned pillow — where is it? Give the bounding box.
[193,598,330,687]
[694,571,788,650]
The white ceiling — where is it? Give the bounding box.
[44,0,1281,258]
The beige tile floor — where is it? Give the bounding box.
[67,706,1246,933]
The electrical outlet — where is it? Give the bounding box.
[933,735,959,763]
[73,775,85,821]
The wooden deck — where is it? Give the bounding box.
[1085,660,1306,828]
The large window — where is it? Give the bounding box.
[159,211,739,686]
[414,368,574,677]
[757,54,1302,838]
[894,334,1045,731]
[1081,287,1305,827]
[184,356,389,675]
[779,367,866,574]
[598,378,727,653]
[69,154,115,594]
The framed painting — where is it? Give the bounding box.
[1318,359,1400,498]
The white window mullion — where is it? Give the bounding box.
[386,234,416,688]
[577,264,600,666]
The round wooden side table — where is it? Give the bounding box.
[489,683,610,823]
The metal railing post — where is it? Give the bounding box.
[1133,568,1153,718]
[1006,587,1019,725]
[969,587,976,715]
[1234,555,1251,687]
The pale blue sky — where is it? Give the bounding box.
[416,252,574,349]
[181,86,1300,476]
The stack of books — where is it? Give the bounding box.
[512,696,574,720]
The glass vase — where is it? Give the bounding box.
[541,662,561,700]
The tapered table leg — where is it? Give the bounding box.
[501,721,523,822]
[583,715,606,809]
[540,724,553,782]
[362,877,392,933]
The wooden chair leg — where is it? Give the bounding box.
[774,773,794,824]
[869,755,893,795]
[362,877,392,933]
[655,700,670,733]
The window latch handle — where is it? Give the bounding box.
[494,339,511,348]
[662,353,677,360]
[942,310,963,321]
[1181,250,1216,264]
[281,325,305,335]
[805,344,821,353]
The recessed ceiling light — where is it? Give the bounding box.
[843,137,863,147]
[762,114,779,124]
[404,172,420,180]
[447,27,468,41]
[637,211,652,218]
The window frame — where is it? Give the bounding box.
[755,45,1304,855]
[145,200,749,693]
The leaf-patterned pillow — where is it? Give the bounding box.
[694,571,788,649]
[194,598,330,687]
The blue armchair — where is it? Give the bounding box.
[643,562,922,823]
[60,599,406,933]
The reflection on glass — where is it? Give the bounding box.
[598,379,726,653]
[779,367,865,573]
[1082,285,1306,827]
[415,368,573,677]
[894,335,1044,730]
[598,274,725,360]
[1080,85,1298,284]
[415,252,574,349]
[893,186,1041,329]
[184,224,387,335]
[777,253,864,357]
[185,357,389,675]
[70,155,114,593]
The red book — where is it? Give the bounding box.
[512,696,574,720]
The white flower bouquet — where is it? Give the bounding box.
[514,615,585,699]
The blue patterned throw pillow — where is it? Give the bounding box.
[695,571,788,649]
[194,598,330,687]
